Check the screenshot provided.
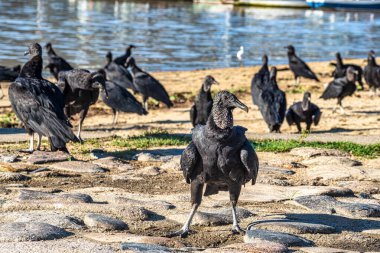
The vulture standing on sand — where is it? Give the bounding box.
[332,52,363,90]
[364,50,380,95]
[125,57,173,111]
[104,52,136,92]
[57,69,108,143]
[44,42,73,80]
[0,65,20,99]
[113,45,136,66]
[286,92,321,133]
[320,66,356,114]
[9,43,78,152]
[98,70,147,125]
[251,54,269,106]
[190,75,219,126]
[170,91,259,238]
[258,67,287,133]
[285,45,319,84]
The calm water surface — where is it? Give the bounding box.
[0,0,380,71]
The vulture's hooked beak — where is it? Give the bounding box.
[24,51,30,56]
[233,98,248,113]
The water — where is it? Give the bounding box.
[0,0,380,72]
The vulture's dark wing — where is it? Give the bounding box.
[312,106,322,126]
[180,142,200,184]
[9,78,74,139]
[285,108,295,126]
[134,71,173,107]
[274,90,287,123]
[105,63,136,91]
[240,140,259,185]
[290,56,319,81]
[320,80,344,99]
[101,81,146,115]
[190,104,197,127]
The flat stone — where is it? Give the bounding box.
[294,195,380,217]
[135,152,160,162]
[111,173,143,182]
[92,157,133,171]
[244,229,312,246]
[114,197,175,210]
[0,238,118,253]
[210,184,354,203]
[83,232,185,248]
[160,156,181,171]
[204,241,288,253]
[49,161,107,173]
[28,151,71,164]
[298,247,359,253]
[138,166,161,176]
[254,220,335,234]
[0,172,30,182]
[302,156,361,167]
[290,147,348,158]
[0,154,18,163]
[84,213,128,231]
[120,242,173,252]
[362,229,380,235]
[169,208,254,226]
[0,222,72,242]
[305,165,364,181]
[17,190,93,204]
[123,206,151,221]
[260,164,295,175]
[2,211,84,230]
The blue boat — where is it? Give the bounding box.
[306,0,380,9]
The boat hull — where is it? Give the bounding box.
[307,0,380,9]
[235,0,309,8]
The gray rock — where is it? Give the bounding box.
[92,157,133,171]
[120,242,172,252]
[0,222,72,242]
[244,229,313,246]
[261,164,295,175]
[114,197,175,210]
[160,156,181,171]
[294,195,380,217]
[254,220,335,234]
[17,190,93,204]
[298,246,360,253]
[0,238,118,253]
[0,155,18,163]
[3,211,84,230]
[302,156,361,167]
[0,172,30,182]
[49,161,107,173]
[84,213,128,231]
[135,153,159,162]
[28,167,50,174]
[28,151,71,164]
[111,173,143,182]
[204,241,288,253]
[123,206,152,221]
[305,165,364,181]
[169,208,254,226]
[290,147,347,158]
[138,166,161,176]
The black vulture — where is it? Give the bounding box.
[285,45,319,84]
[44,42,73,80]
[251,54,269,106]
[320,66,356,114]
[364,50,380,96]
[104,52,136,92]
[190,75,219,127]
[0,65,20,99]
[332,52,363,90]
[9,43,78,152]
[257,67,287,133]
[169,91,259,238]
[286,92,321,133]
[57,69,107,143]
[98,70,147,125]
[0,65,20,81]
[125,57,173,111]
[113,45,136,66]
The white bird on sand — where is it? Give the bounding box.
[237,46,244,66]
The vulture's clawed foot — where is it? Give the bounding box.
[166,228,191,238]
[231,225,246,235]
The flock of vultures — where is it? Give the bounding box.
[0,42,378,237]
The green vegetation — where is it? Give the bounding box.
[0,112,19,128]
